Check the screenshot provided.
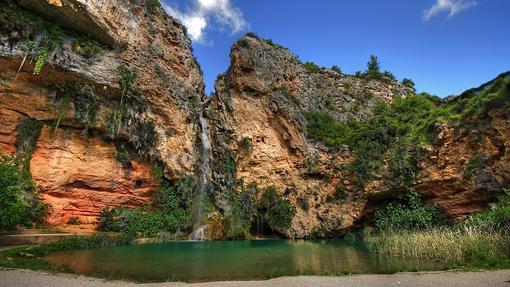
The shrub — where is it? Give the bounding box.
[0,153,48,231]
[374,190,447,231]
[96,182,192,236]
[15,118,42,161]
[71,84,99,131]
[388,143,417,186]
[73,36,101,58]
[238,136,252,154]
[146,0,160,8]
[97,207,119,232]
[114,146,131,168]
[365,55,381,80]
[0,155,28,232]
[466,188,510,230]
[335,186,347,200]
[303,61,320,73]
[331,65,342,74]
[224,182,256,239]
[402,78,415,90]
[303,155,321,176]
[67,217,80,225]
[258,186,295,232]
[34,25,63,75]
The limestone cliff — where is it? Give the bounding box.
[207,34,510,238]
[0,0,204,225]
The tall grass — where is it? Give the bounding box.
[366,226,510,266]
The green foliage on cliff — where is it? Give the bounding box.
[97,177,193,237]
[258,186,296,232]
[303,62,321,73]
[72,36,101,58]
[225,192,254,239]
[34,26,63,75]
[16,118,42,161]
[104,66,159,159]
[305,74,510,185]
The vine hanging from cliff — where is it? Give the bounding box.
[34,25,63,75]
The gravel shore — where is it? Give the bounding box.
[0,269,509,287]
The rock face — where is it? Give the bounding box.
[0,0,203,225]
[208,35,415,238]
[208,35,510,238]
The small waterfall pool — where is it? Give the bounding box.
[43,239,445,282]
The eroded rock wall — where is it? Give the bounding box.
[209,35,509,238]
[0,0,204,225]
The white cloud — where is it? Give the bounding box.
[163,0,248,43]
[423,0,477,20]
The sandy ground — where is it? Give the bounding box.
[0,269,509,287]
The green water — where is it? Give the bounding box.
[43,239,444,282]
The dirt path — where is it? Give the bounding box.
[0,269,509,287]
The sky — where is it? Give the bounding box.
[162,0,510,97]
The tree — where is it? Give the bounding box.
[402,78,416,90]
[331,65,342,74]
[366,55,381,79]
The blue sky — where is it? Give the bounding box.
[162,0,510,97]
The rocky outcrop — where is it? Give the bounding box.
[0,0,204,225]
[208,34,509,238]
[208,35,414,238]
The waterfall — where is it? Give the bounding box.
[191,100,212,240]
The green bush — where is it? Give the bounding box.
[466,188,510,230]
[364,55,381,80]
[331,65,342,75]
[73,36,101,58]
[0,154,47,232]
[146,0,160,8]
[388,143,418,185]
[0,155,28,232]
[303,62,320,73]
[114,146,131,167]
[238,136,252,154]
[258,186,295,231]
[402,78,415,90]
[97,183,192,237]
[374,190,447,231]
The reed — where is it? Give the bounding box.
[366,226,510,266]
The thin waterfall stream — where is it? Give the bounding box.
[191,99,212,240]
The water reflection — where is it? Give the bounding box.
[43,239,443,282]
